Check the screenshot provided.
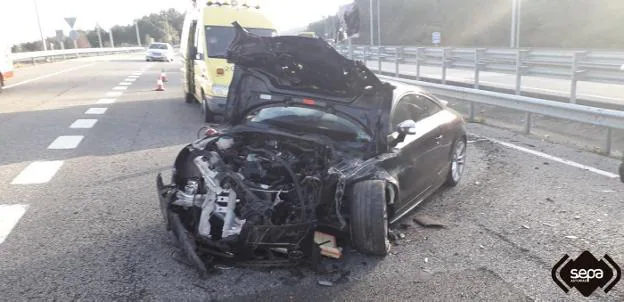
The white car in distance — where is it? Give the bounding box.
[145,43,175,62]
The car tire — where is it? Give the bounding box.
[146,58,151,62]
[349,180,390,256]
[445,137,467,187]
[201,93,214,123]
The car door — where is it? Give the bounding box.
[412,94,452,180]
[193,24,207,99]
[390,93,441,211]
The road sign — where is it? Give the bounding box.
[69,30,79,41]
[432,32,441,45]
[55,30,64,42]
[65,17,77,28]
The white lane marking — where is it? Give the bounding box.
[467,139,489,144]
[125,78,137,82]
[96,98,116,104]
[48,135,84,149]
[10,161,64,184]
[485,137,619,178]
[85,107,108,114]
[119,82,132,86]
[0,204,28,244]
[132,72,143,76]
[128,75,140,78]
[70,119,98,129]
[113,86,128,90]
[3,63,97,89]
[106,91,123,97]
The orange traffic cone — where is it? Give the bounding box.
[160,69,168,82]
[155,79,165,91]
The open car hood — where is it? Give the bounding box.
[224,22,394,149]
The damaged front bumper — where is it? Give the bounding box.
[157,172,319,272]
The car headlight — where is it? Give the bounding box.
[211,85,229,97]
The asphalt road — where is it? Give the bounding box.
[365,60,624,107]
[0,54,622,301]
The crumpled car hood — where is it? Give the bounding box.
[224,22,394,149]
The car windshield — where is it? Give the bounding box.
[149,44,168,49]
[205,25,275,58]
[246,106,371,143]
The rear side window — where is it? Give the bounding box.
[391,93,443,127]
[416,94,443,116]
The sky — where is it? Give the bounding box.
[2,0,353,45]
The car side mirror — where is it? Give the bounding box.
[389,120,417,148]
[396,119,417,135]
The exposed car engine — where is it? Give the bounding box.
[164,131,336,262]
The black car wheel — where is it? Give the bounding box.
[349,180,390,256]
[201,92,214,123]
[445,137,467,187]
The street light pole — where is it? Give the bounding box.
[515,0,522,48]
[109,28,115,48]
[369,0,374,45]
[510,0,520,48]
[33,0,47,51]
[135,21,142,47]
[376,0,381,46]
[96,24,103,48]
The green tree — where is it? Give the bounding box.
[12,8,185,52]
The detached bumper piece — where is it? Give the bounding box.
[157,174,209,274]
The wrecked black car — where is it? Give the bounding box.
[156,23,467,272]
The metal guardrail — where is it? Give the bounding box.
[11,47,144,64]
[378,74,624,155]
[337,45,624,104]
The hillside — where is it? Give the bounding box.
[307,0,624,49]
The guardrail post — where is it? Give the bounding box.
[395,47,402,77]
[570,51,587,104]
[416,47,423,80]
[442,48,450,84]
[378,46,383,72]
[604,128,612,155]
[364,46,369,62]
[516,49,532,133]
[470,49,486,122]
